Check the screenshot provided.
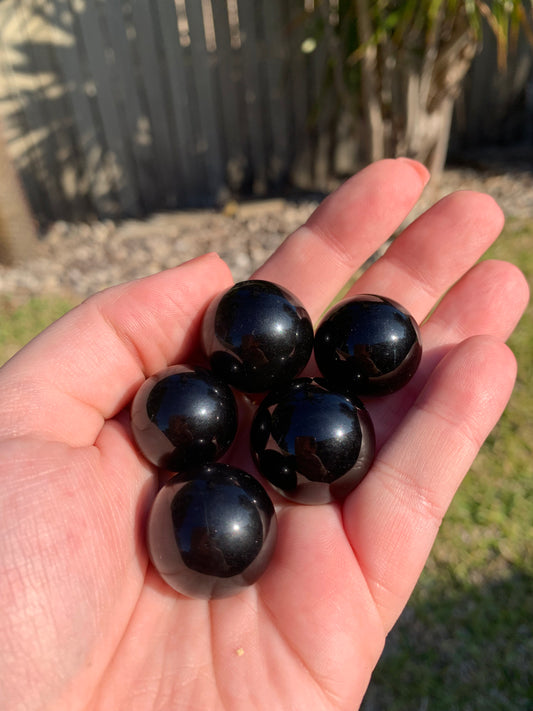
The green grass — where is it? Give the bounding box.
[0,219,531,710]
[0,294,76,364]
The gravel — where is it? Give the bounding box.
[1,165,532,300]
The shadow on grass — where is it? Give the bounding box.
[362,564,532,711]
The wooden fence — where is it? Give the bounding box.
[0,0,331,223]
[0,0,532,224]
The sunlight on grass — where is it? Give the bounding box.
[0,294,75,365]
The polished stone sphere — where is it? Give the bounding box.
[314,294,422,396]
[201,279,314,393]
[250,377,375,504]
[147,463,278,599]
[131,364,238,471]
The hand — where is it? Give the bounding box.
[0,159,528,711]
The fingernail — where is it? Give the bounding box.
[396,157,431,186]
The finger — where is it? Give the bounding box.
[343,336,518,633]
[253,158,430,321]
[345,190,505,324]
[421,259,529,370]
[0,253,234,447]
[367,258,529,447]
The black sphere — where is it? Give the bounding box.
[147,463,278,599]
[131,364,238,471]
[201,280,314,393]
[314,294,422,396]
[250,378,375,504]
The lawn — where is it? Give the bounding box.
[0,293,76,364]
[0,218,531,710]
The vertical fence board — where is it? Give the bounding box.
[156,0,199,204]
[33,0,94,221]
[35,4,92,223]
[211,0,249,192]
[310,5,330,188]
[47,0,115,219]
[236,0,268,193]
[25,0,74,218]
[261,0,291,186]
[284,0,314,188]
[127,0,178,207]
[99,0,157,212]
[184,0,226,203]
[0,2,48,220]
[16,0,67,219]
[74,0,141,215]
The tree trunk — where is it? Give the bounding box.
[354,0,385,162]
[398,71,457,182]
[354,7,478,183]
[0,123,39,265]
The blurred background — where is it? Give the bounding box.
[0,2,531,708]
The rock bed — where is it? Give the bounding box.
[1,165,532,300]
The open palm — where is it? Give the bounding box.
[0,160,528,711]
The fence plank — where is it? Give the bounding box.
[26,0,76,218]
[73,0,141,216]
[15,0,67,219]
[127,0,178,208]
[211,0,249,192]
[156,0,199,205]
[236,0,268,193]
[261,0,291,186]
[309,4,331,187]
[184,0,227,203]
[284,0,314,188]
[99,0,157,212]
[47,0,118,219]
[33,0,98,221]
[0,2,48,220]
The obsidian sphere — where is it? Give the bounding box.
[314,294,422,396]
[201,279,314,393]
[131,364,238,471]
[147,463,278,599]
[250,378,375,504]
